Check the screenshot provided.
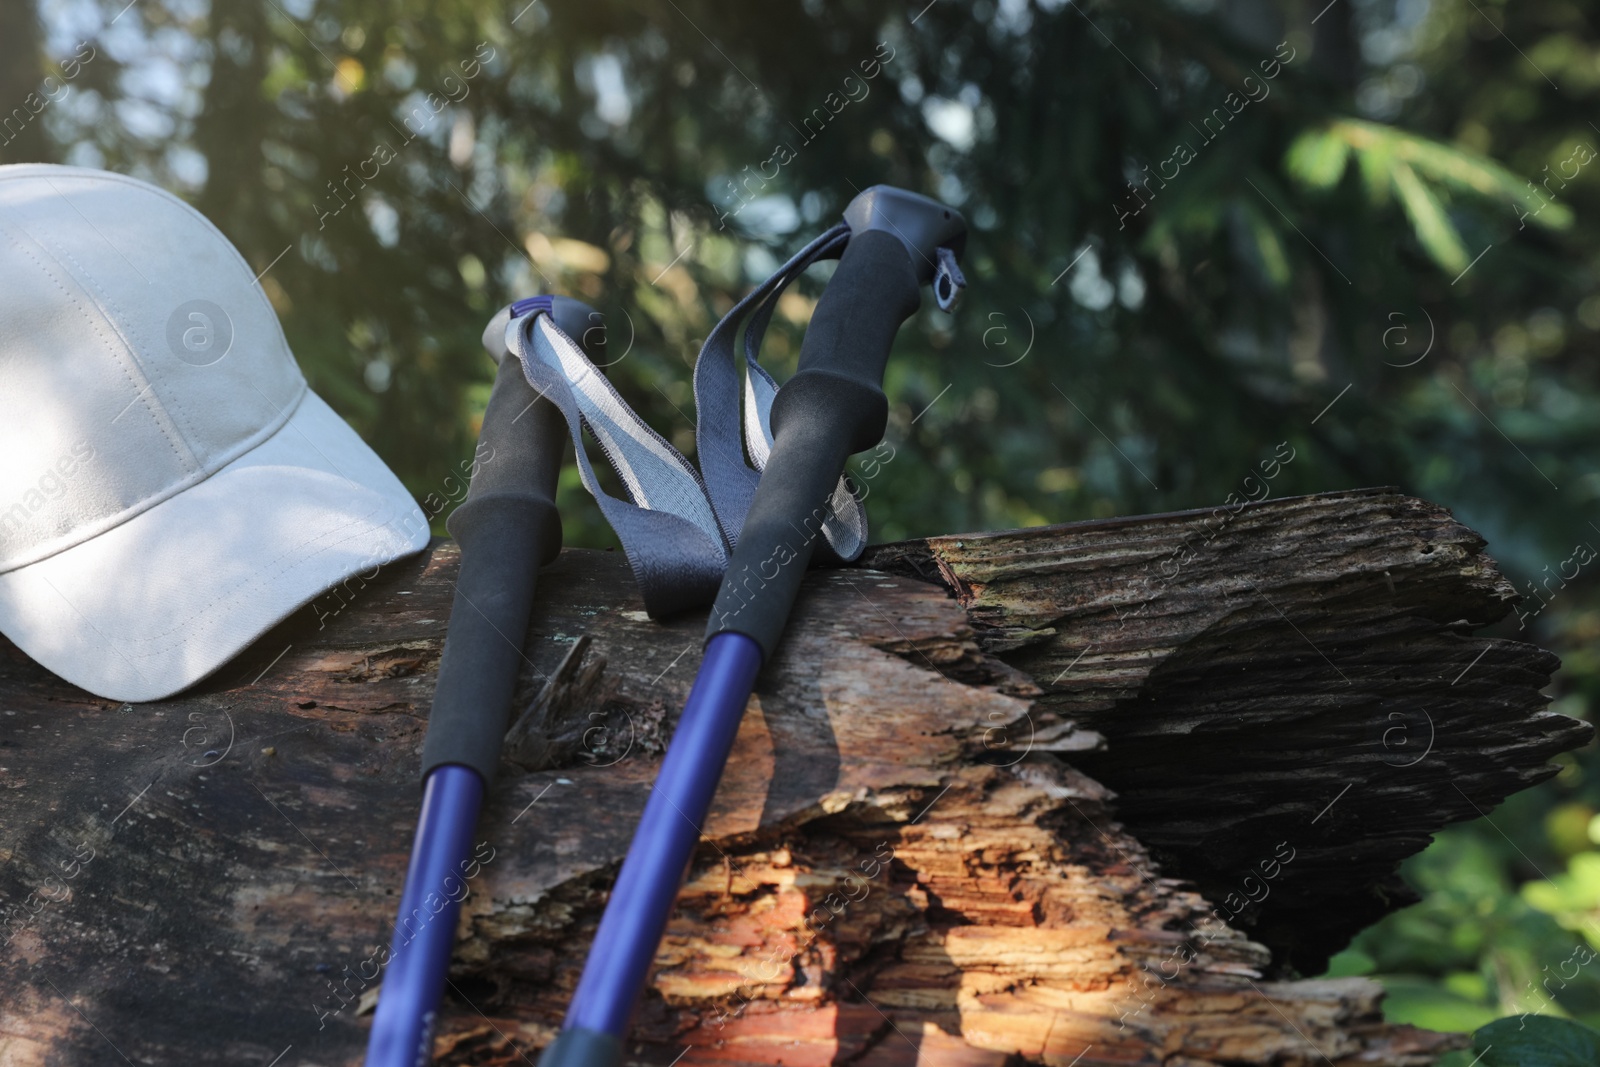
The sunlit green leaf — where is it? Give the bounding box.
[1391,160,1470,273]
[1286,128,1351,190]
[1338,119,1573,230]
[1286,118,1575,234]
[1475,1015,1600,1067]
[1523,852,1600,938]
[1356,131,1397,205]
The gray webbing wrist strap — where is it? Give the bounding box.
[501,222,867,618]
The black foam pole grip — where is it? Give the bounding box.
[705,228,921,659]
[418,354,564,787]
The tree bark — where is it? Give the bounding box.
[0,488,1584,1067]
[0,2,51,166]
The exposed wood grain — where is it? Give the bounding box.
[0,489,1582,1067]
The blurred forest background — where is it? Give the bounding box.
[3,0,1599,1052]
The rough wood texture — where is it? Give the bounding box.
[0,488,1584,1067]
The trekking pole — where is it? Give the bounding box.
[538,187,967,1067]
[365,297,604,1067]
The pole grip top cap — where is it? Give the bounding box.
[842,185,967,287]
[482,295,608,366]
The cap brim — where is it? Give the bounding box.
[0,391,429,702]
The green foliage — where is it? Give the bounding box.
[1524,852,1600,945]
[1337,777,1600,1036]
[1391,157,1469,273]
[1287,119,1572,273]
[1284,128,1351,190]
[1474,1015,1600,1067]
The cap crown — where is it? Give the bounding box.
[0,165,306,572]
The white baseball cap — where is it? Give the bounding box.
[0,164,429,702]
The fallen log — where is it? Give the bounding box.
[861,485,1582,976]
[0,488,1586,1067]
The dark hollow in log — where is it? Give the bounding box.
[0,488,1585,1067]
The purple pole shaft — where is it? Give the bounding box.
[364,764,486,1067]
[563,631,763,1036]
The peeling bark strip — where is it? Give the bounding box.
[0,489,1582,1065]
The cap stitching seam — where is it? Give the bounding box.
[0,212,187,468]
[0,166,302,368]
[0,170,309,574]
[44,237,207,461]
